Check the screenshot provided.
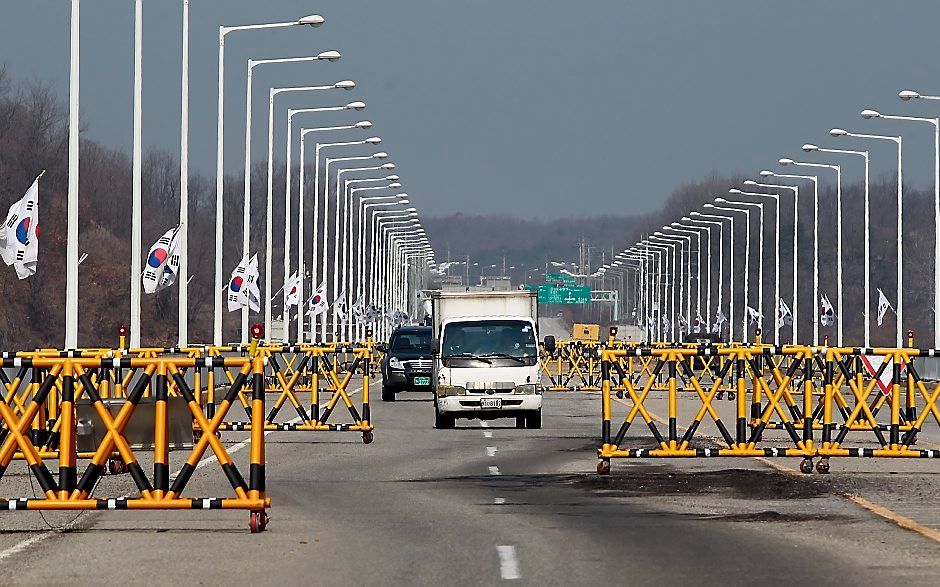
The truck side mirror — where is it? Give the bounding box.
[543,335,556,354]
[431,339,440,355]
[376,343,388,353]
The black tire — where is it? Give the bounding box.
[434,407,455,429]
[525,411,542,429]
[381,385,396,402]
[515,416,526,429]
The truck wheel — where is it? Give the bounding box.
[525,411,542,429]
[434,409,455,429]
[515,416,526,429]
[381,385,396,402]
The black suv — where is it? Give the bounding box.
[380,326,433,402]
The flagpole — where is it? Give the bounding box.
[178,0,190,348]
[130,0,144,349]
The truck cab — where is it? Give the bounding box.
[431,291,543,429]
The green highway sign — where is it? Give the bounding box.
[546,272,577,286]
[524,284,591,305]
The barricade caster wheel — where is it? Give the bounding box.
[249,510,268,533]
[715,392,724,401]
[727,392,736,401]
[816,459,830,474]
[108,458,127,475]
[362,431,374,444]
[799,458,814,474]
[615,391,623,399]
[597,460,611,475]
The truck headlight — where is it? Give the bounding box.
[437,385,466,397]
[513,384,537,395]
[389,357,403,370]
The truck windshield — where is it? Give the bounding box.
[441,320,538,366]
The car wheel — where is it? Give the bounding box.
[382,385,396,402]
[525,411,541,429]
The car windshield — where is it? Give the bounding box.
[390,331,431,351]
[442,320,537,359]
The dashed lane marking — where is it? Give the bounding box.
[496,545,521,580]
[488,466,501,476]
[486,447,498,457]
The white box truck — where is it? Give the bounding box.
[430,290,548,429]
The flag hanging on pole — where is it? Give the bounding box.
[661,315,670,332]
[820,294,835,327]
[283,272,302,309]
[227,256,251,312]
[158,228,183,292]
[677,314,689,332]
[776,298,793,329]
[713,308,727,333]
[746,306,762,326]
[0,172,41,280]
[142,225,179,294]
[876,288,894,326]
[335,290,348,320]
[243,254,261,312]
[352,296,366,323]
[693,312,703,334]
[306,283,329,316]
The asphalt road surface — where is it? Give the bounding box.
[3,384,940,585]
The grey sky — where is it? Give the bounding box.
[1,1,939,218]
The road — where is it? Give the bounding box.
[3,384,940,585]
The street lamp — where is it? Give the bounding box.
[864,104,940,347]
[214,13,325,345]
[731,187,781,345]
[709,201,756,342]
[263,90,358,338]
[763,170,820,344]
[780,157,843,345]
[802,143,872,346]
[831,127,903,347]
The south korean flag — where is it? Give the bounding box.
[143,225,180,294]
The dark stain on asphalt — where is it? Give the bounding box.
[574,466,830,500]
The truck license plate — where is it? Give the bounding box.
[480,398,502,409]
[413,377,430,386]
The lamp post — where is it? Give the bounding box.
[296,129,376,341]
[692,211,735,340]
[214,13,325,346]
[326,153,389,339]
[244,55,342,341]
[264,88,360,337]
[678,218,718,325]
[753,176,800,344]
[803,143,871,346]
[178,0,190,347]
[666,224,704,317]
[780,158,843,345]
[708,203,754,342]
[732,187,781,345]
[764,171,819,344]
[655,231,693,328]
[831,127,903,347]
[865,104,939,347]
[719,198,765,338]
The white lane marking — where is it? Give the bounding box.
[483,431,493,438]
[486,447,497,457]
[480,421,489,428]
[494,497,506,505]
[496,545,521,580]
[488,466,501,476]
[0,381,371,561]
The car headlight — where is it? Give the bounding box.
[513,384,538,395]
[389,357,403,370]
